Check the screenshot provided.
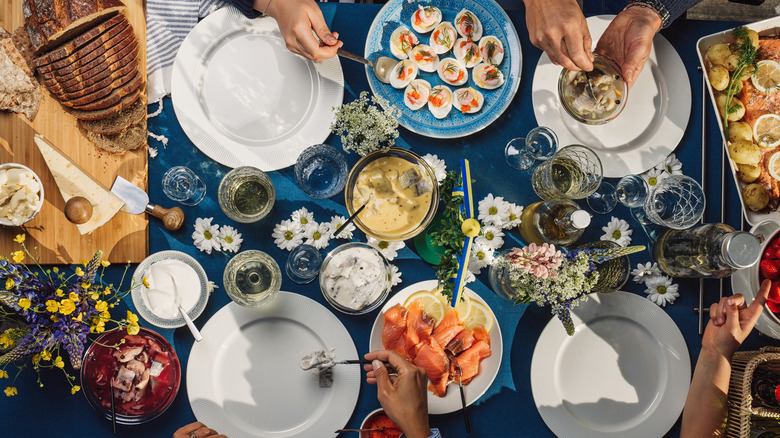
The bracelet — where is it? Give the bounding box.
[625,0,670,29]
[262,0,274,15]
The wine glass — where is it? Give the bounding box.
[586,181,617,214]
[531,144,603,200]
[504,126,558,171]
[586,174,650,214]
[644,175,705,229]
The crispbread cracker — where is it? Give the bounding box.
[0,43,41,121]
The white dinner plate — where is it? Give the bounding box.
[732,220,780,340]
[532,15,691,178]
[531,291,690,437]
[368,279,502,415]
[187,292,360,437]
[171,6,344,171]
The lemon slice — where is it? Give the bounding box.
[462,300,493,332]
[768,152,780,181]
[438,289,472,321]
[404,291,446,325]
[752,60,780,93]
[754,113,780,148]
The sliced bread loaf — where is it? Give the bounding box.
[68,88,139,120]
[87,117,146,154]
[24,0,125,54]
[56,54,134,100]
[67,71,142,111]
[40,32,135,83]
[79,98,144,135]
[36,20,131,75]
[30,12,125,65]
[42,41,137,94]
[61,69,139,107]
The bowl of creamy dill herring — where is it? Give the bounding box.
[319,242,392,315]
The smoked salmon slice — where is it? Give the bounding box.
[446,329,476,356]
[404,300,435,358]
[382,304,408,355]
[414,338,450,397]
[452,340,491,385]
[472,326,491,347]
[432,310,464,349]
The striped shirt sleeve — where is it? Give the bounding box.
[226,0,262,17]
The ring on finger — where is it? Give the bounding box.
[189,432,197,438]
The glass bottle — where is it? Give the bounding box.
[652,223,760,279]
[752,364,780,409]
[519,198,591,246]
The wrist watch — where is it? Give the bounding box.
[625,0,671,28]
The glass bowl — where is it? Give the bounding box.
[81,327,181,425]
[558,53,628,125]
[319,242,391,315]
[344,148,439,241]
[0,163,44,226]
[294,144,348,199]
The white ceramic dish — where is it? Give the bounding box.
[368,279,502,415]
[732,218,780,339]
[530,291,690,437]
[532,15,691,178]
[188,292,360,437]
[0,163,44,227]
[171,6,344,171]
[696,16,780,226]
[131,250,209,329]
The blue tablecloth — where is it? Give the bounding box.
[5,2,780,437]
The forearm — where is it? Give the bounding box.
[681,347,732,438]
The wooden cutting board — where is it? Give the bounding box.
[0,0,148,264]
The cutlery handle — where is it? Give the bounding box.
[337,48,373,67]
[147,204,185,231]
[180,306,203,342]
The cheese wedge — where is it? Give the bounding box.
[33,134,124,235]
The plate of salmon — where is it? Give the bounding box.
[369,280,502,415]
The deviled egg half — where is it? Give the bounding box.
[390,59,419,89]
[411,5,442,33]
[473,63,505,90]
[438,58,468,86]
[390,26,419,59]
[455,9,483,41]
[453,38,483,68]
[428,85,453,119]
[429,22,457,55]
[479,36,504,66]
[453,87,484,114]
[409,44,439,72]
[404,79,432,110]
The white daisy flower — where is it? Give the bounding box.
[477,194,510,227]
[503,203,523,230]
[631,262,661,284]
[389,264,402,286]
[641,168,666,187]
[148,146,158,159]
[422,153,447,184]
[368,237,406,261]
[468,242,496,274]
[291,207,315,228]
[644,275,679,307]
[272,219,304,251]
[192,217,221,254]
[207,281,219,293]
[304,222,332,250]
[475,225,505,250]
[600,217,632,247]
[217,225,243,253]
[329,215,355,240]
[659,153,683,175]
[464,270,476,284]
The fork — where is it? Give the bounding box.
[446,349,470,432]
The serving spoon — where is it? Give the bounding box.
[337,48,396,84]
[178,305,203,342]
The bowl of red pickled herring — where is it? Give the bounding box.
[81,327,181,424]
[360,408,403,438]
[345,148,439,242]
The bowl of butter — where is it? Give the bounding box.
[0,163,44,226]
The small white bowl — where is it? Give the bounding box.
[748,219,780,330]
[360,408,401,438]
[131,250,210,329]
[0,163,44,227]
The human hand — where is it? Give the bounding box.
[523,0,593,71]
[703,279,770,360]
[593,5,662,88]
[364,350,431,438]
[257,0,343,62]
[173,422,227,438]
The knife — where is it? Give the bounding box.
[110,176,185,231]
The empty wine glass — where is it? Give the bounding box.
[643,175,705,229]
[586,181,617,214]
[504,126,558,171]
[615,174,649,208]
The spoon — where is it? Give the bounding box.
[109,378,117,435]
[334,192,374,238]
[337,48,396,84]
[335,428,381,433]
[178,305,203,342]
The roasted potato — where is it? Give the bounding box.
[736,29,760,50]
[737,163,761,183]
[707,43,731,66]
[717,94,745,122]
[743,183,770,211]
[725,53,741,71]
[708,65,730,91]
[728,139,762,165]
[728,121,753,143]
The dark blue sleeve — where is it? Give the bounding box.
[227,0,262,18]
[661,0,704,25]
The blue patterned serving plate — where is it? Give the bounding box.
[364,0,521,138]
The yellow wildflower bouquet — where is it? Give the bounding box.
[0,234,140,396]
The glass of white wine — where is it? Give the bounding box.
[531,144,602,200]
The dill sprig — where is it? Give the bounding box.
[723,26,757,137]
[431,171,465,302]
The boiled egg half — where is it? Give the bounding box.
[428,85,453,119]
[390,59,418,89]
[390,26,419,59]
[411,5,442,33]
[404,79,432,110]
[437,58,468,86]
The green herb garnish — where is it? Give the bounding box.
[723,26,757,137]
[430,171,466,302]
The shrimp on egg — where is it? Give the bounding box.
[453,38,482,68]
[390,26,419,59]
[478,36,504,66]
[390,59,419,89]
[409,44,439,73]
[437,58,468,86]
[429,22,457,55]
[473,63,504,90]
[404,79,432,110]
[428,85,453,119]
[453,87,484,114]
[411,5,442,33]
[455,9,483,41]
